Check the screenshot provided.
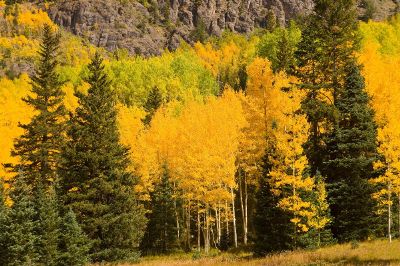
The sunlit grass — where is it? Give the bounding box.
[111,239,400,265]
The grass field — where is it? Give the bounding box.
[128,239,400,265]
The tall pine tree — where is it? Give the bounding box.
[323,60,378,242]
[295,0,379,242]
[140,164,177,254]
[295,0,360,176]
[253,150,293,255]
[33,184,60,265]
[58,208,90,266]
[7,172,37,266]
[142,87,163,126]
[11,24,66,189]
[0,179,10,265]
[59,53,147,262]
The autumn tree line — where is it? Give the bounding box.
[1,0,400,264]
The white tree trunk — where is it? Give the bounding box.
[231,187,238,248]
[197,203,201,251]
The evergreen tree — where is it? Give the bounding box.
[33,184,60,266]
[142,87,163,126]
[253,151,292,255]
[140,164,176,254]
[59,53,147,262]
[7,171,37,266]
[275,30,295,74]
[11,24,66,189]
[58,208,90,266]
[323,61,379,242]
[295,0,360,176]
[0,179,10,265]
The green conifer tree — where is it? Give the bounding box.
[253,152,292,255]
[59,53,147,262]
[7,171,37,266]
[11,24,66,189]
[295,0,360,176]
[58,208,90,266]
[0,179,10,265]
[142,87,163,126]
[323,61,379,242]
[140,164,176,254]
[33,184,60,266]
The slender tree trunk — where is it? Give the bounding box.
[239,170,248,245]
[244,173,248,245]
[216,204,221,243]
[389,184,392,243]
[225,201,229,236]
[186,201,191,250]
[205,205,210,253]
[398,194,400,238]
[231,187,238,248]
[211,224,217,248]
[197,202,201,251]
[174,183,180,242]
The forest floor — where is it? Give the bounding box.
[128,239,400,265]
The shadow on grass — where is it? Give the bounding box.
[313,256,398,265]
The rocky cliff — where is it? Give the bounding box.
[49,0,399,56]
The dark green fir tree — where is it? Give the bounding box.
[58,208,90,266]
[59,53,147,262]
[141,164,176,254]
[33,184,60,266]
[7,171,37,266]
[253,151,292,255]
[295,0,360,176]
[142,87,163,126]
[11,24,66,189]
[323,60,379,242]
[0,179,10,265]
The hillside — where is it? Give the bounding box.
[48,0,399,55]
[3,0,400,264]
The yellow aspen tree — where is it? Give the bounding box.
[361,41,400,241]
[0,74,32,181]
[269,84,315,242]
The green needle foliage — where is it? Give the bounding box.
[59,52,147,262]
[58,208,90,266]
[254,152,293,255]
[324,60,379,242]
[141,164,177,254]
[7,172,37,266]
[11,24,66,189]
[33,184,61,266]
[0,180,10,265]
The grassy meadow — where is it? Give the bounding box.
[109,239,400,266]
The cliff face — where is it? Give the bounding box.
[49,0,398,56]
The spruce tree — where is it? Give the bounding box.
[59,53,147,262]
[142,87,163,126]
[33,184,60,265]
[295,0,360,176]
[7,171,37,266]
[58,208,90,266]
[11,24,66,189]
[323,61,378,242]
[0,179,10,265]
[253,151,292,255]
[140,164,176,254]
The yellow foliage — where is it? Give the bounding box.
[0,74,33,180]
